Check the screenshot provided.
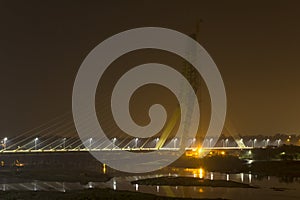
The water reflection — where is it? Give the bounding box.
[33,182,37,191]
[62,182,65,192]
[113,178,116,190]
[249,174,252,183]
[199,168,204,178]
[102,164,107,174]
[134,184,139,191]
[240,173,244,182]
[279,176,300,183]
[184,167,205,178]
[0,167,299,200]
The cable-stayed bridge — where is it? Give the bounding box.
[0,109,277,154]
[1,133,278,154]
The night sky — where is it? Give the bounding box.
[1,0,300,138]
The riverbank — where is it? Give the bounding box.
[0,188,226,200]
[0,169,111,184]
[171,155,300,177]
[131,176,256,188]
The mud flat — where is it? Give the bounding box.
[132,176,257,188]
[0,188,227,200]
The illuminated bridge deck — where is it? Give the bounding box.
[0,147,253,154]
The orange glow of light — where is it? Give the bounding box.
[103,164,107,174]
[198,148,203,154]
[184,167,205,179]
[15,160,24,167]
[199,168,204,179]
[199,188,204,193]
[287,139,290,142]
[185,150,196,157]
[186,147,204,158]
[184,168,197,173]
[220,151,225,155]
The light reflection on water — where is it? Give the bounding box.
[0,168,299,200]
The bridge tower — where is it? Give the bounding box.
[155,22,202,149]
[155,21,246,149]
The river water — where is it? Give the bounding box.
[1,167,300,200]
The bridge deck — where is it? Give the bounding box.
[0,147,253,154]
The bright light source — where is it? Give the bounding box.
[199,168,204,179]
[280,151,286,155]
[198,148,203,154]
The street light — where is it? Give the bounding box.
[3,137,7,150]
[192,138,196,147]
[209,138,213,147]
[155,138,159,148]
[89,138,93,150]
[135,138,139,148]
[266,139,270,147]
[174,138,178,149]
[112,138,117,148]
[277,139,281,147]
[225,139,229,147]
[34,137,38,150]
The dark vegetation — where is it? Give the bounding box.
[251,145,300,160]
[171,145,300,177]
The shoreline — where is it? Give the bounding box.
[0,188,227,200]
[131,176,257,188]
